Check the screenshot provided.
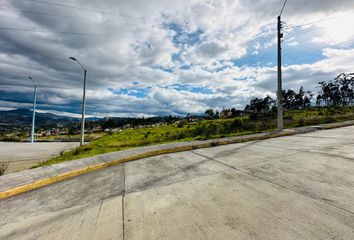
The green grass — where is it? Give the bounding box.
[40,106,354,166]
[0,132,106,142]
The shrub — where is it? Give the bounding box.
[177,121,187,128]
[143,131,151,139]
[297,118,305,127]
[325,116,335,123]
[249,112,258,121]
[231,119,243,130]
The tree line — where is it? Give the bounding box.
[205,73,354,118]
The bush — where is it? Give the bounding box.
[231,119,243,130]
[177,121,187,128]
[72,148,81,155]
[328,108,336,116]
[297,118,305,127]
[325,116,335,123]
[243,121,257,131]
[0,135,20,142]
[249,112,258,121]
[143,131,151,139]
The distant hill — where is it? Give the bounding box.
[0,108,200,133]
[0,108,79,132]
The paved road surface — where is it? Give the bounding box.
[0,142,79,174]
[1,126,354,240]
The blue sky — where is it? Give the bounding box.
[0,0,354,117]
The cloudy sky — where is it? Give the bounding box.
[0,0,354,117]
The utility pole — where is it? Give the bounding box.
[277,0,287,131]
[28,76,37,143]
[277,15,284,131]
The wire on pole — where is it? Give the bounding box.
[279,0,288,16]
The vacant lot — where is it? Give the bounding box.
[44,106,354,166]
[0,142,79,174]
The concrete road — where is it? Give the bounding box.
[1,126,354,240]
[0,142,79,174]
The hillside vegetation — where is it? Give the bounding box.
[40,106,354,166]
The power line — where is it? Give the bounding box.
[0,26,166,40]
[0,5,163,31]
[285,26,354,44]
[0,27,121,37]
[284,16,341,29]
[284,28,323,39]
[0,82,78,90]
[0,7,155,28]
[0,7,92,21]
[25,0,148,21]
[285,44,323,53]
[279,0,288,16]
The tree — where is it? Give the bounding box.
[317,81,340,106]
[335,73,354,106]
[282,89,296,110]
[282,87,313,110]
[215,110,220,119]
[244,96,275,113]
[231,108,238,117]
[295,86,313,109]
[205,109,215,118]
[317,73,354,107]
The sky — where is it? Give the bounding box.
[0,0,354,118]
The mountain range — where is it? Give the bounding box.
[0,108,80,132]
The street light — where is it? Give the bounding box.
[69,57,87,146]
[28,76,37,143]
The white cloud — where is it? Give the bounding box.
[0,0,354,116]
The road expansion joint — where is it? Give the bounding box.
[95,200,103,227]
[121,164,126,240]
[292,135,353,140]
[260,143,354,162]
[190,151,354,217]
[236,151,299,168]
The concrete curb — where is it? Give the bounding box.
[1,120,353,200]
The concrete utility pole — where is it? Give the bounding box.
[277,0,287,131]
[69,57,87,146]
[28,76,37,143]
[277,15,284,131]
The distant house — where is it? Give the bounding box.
[233,110,251,116]
[122,124,131,129]
[220,109,250,118]
[92,126,103,132]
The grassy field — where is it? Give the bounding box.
[0,132,106,143]
[39,106,354,167]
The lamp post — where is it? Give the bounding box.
[28,76,37,143]
[69,57,87,146]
